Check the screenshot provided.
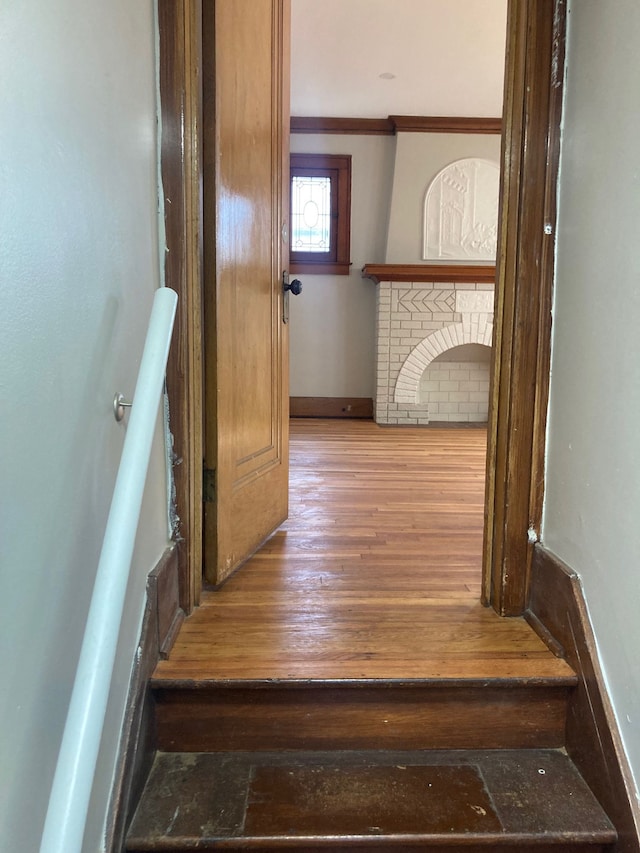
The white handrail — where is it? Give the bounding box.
[40,288,178,853]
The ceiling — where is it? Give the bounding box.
[290,0,508,119]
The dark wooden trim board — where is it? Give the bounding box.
[528,544,640,853]
[158,0,204,614]
[290,397,373,419]
[104,547,183,853]
[483,0,566,615]
[290,116,395,135]
[389,115,502,134]
[362,263,495,284]
[291,115,502,136]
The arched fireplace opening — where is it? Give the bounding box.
[419,343,491,422]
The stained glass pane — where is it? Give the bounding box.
[291,175,331,253]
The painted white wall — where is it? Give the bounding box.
[386,133,502,263]
[543,0,640,796]
[0,2,168,851]
[291,0,507,119]
[289,133,395,397]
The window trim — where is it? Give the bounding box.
[289,153,352,275]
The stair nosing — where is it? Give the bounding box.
[151,674,578,689]
[127,829,619,848]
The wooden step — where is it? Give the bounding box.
[126,748,616,851]
[152,675,576,752]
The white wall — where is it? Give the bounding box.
[0,2,169,851]
[544,0,640,795]
[385,133,502,263]
[289,133,395,397]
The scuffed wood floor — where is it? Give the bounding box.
[155,419,573,682]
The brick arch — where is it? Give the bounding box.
[394,321,493,404]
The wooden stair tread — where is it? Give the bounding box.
[153,597,576,685]
[127,749,616,851]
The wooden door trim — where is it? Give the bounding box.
[160,0,566,617]
[158,0,203,612]
[482,0,566,615]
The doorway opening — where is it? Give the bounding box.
[159,0,567,620]
[287,1,506,609]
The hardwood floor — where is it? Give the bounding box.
[155,419,573,683]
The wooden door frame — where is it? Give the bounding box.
[158,0,203,612]
[482,0,566,615]
[159,0,566,616]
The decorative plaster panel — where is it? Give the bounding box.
[423,158,499,261]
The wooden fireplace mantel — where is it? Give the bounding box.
[362,264,496,284]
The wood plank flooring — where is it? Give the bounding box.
[154,420,573,683]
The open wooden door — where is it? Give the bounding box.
[202,0,291,586]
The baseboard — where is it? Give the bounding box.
[105,545,184,852]
[148,546,185,658]
[290,396,373,418]
[529,544,640,853]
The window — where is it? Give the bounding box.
[289,153,352,275]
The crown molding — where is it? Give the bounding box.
[290,116,394,135]
[291,115,502,136]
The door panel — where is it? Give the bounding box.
[203,0,290,585]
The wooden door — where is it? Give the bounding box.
[202,0,290,585]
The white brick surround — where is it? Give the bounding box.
[375,280,494,425]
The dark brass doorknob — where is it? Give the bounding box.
[284,278,302,296]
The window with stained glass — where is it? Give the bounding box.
[289,153,351,275]
[292,175,332,253]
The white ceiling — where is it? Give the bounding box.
[290,0,508,119]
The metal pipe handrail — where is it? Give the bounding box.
[40,287,178,853]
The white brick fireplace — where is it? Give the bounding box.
[364,269,494,425]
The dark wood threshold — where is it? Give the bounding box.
[291,115,502,136]
[290,396,373,419]
[104,546,183,853]
[528,544,640,853]
[362,263,495,284]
